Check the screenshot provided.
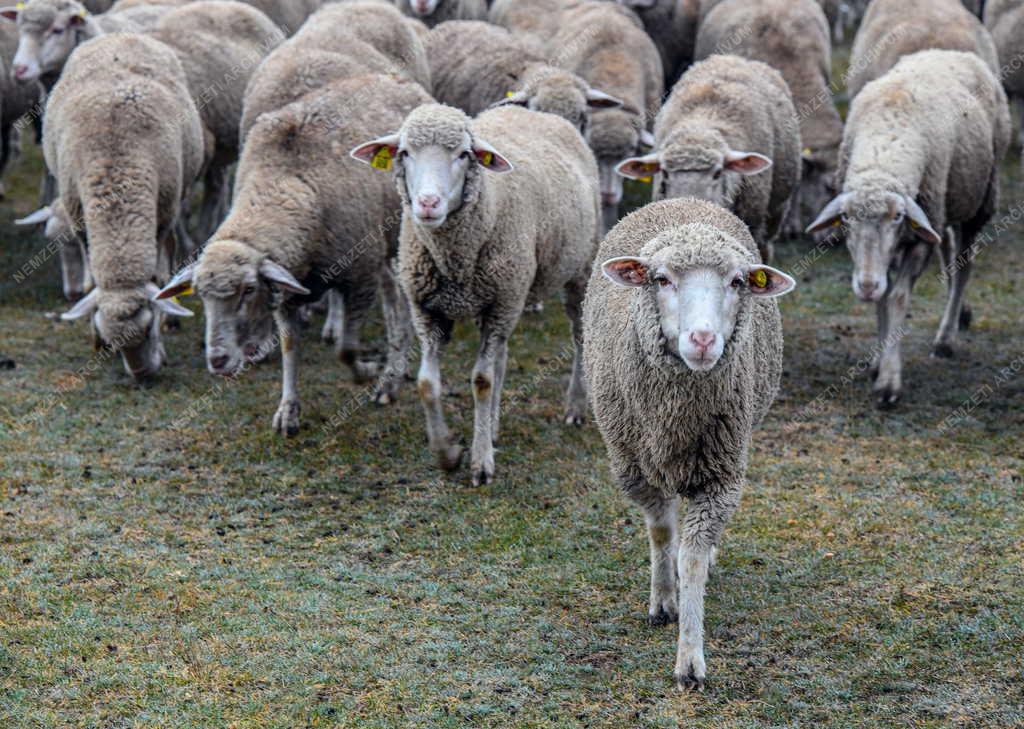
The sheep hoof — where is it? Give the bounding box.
[472,466,494,487]
[648,607,678,627]
[931,343,954,359]
[437,444,464,472]
[875,389,900,411]
[273,401,301,437]
[373,389,394,406]
[674,670,705,693]
[959,305,973,331]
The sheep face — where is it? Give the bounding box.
[807,191,942,302]
[498,68,623,135]
[6,2,89,84]
[587,109,651,207]
[403,0,442,18]
[602,240,794,371]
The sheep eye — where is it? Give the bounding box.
[241,285,256,298]
[712,169,722,180]
[459,151,472,161]
[893,212,905,224]
[730,276,743,289]
[654,276,671,288]
[51,26,65,35]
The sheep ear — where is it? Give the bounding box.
[903,196,942,245]
[350,134,400,171]
[638,129,655,148]
[69,10,87,25]
[156,262,195,299]
[61,288,99,321]
[724,150,772,176]
[15,207,53,226]
[585,88,624,109]
[492,91,528,108]
[259,259,310,296]
[147,282,193,317]
[746,265,796,298]
[616,154,660,181]
[472,138,513,173]
[0,7,20,21]
[806,193,850,234]
[602,257,650,287]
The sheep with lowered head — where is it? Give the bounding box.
[51,33,204,378]
[808,50,1010,408]
[351,103,601,484]
[986,0,1024,157]
[393,0,486,27]
[616,54,800,262]
[583,197,795,690]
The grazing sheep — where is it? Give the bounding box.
[241,1,430,141]
[0,22,41,199]
[393,0,485,26]
[425,20,623,128]
[808,50,1010,408]
[609,0,699,86]
[351,103,601,484]
[583,197,795,691]
[848,0,999,100]
[49,33,204,378]
[986,0,1024,156]
[158,73,431,435]
[547,0,663,231]
[488,0,564,52]
[696,0,843,237]
[616,54,800,262]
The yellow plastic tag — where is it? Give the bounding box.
[832,219,841,227]
[909,220,919,229]
[639,177,652,183]
[639,162,658,184]
[802,147,812,156]
[371,147,393,171]
[15,1,24,8]
[179,286,194,297]
[481,152,493,166]
[506,91,515,98]
[750,269,769,289]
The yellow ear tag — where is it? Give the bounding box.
[179,286,194,297]
[15,2,24,9]
[370,146,393,171]
[481,152,494,166]
[639,162,658,184]
[77,8,87,17]
[751,269,769,289]
[909,220,919,229]
[832,219,841,227]
[506,91,515,98]
[802,147,812,156]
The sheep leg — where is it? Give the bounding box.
[933,225,971,358]
[198,163,230,240]
[644,495,680,626]
[321,289,345,345]
[416,316,462,472]
[470,330,507,486]
[564,276,588,426]
[272,308,302,437]
[338,284,379,383]
[490,340,508,444]
[601,204,620,235]
[374,263,413,406]
[59,235,90,302]
[674,488,739,692]
[874,242,931,409]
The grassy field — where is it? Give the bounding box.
[2,122,1024,727]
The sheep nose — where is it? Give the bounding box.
[418,194,440,212]
[690,330,716,351]
[858,279,879,299]
[601,192,619,206]
[13,64,28,79]
[209,354,230,371]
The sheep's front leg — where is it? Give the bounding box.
[933,226,971,358]
[338,284,379,383]
[471,331,507,486]
[272,308,302,437]
[416,317,462,472]
[374,263,413,406]
[645,495,680,626]
[563,276,588,426]
[321,289,344,345]
[675,488,739,691]
[874,242,930,409]
[59,236,90,302]
[490,339,508,444]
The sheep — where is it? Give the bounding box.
[985,0,1024,157]
[847,0,999,100]
[695,0,843,237]
[808,50,1010,408]
[351,103,601,484]
[424,20,623,129]
[0,22,41,199]
[241,1,431,142]
[583,197,796,691]
[393,0,486,27]
[608,0,700,87]
[615,54,800,263]
[156,73,431,435]
[546,0,663,231]
[15,200,94,302]
[489,0,565,52]
[49,32,205,378]
[111,0,322,32]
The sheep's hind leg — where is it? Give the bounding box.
[563,276,588,426]
[338,285,379,383]
[416,316,462,472]
[272,308,302,437]
[490,339,508,444]
[470,329,507,486]
[374,263,413,405]
[933,225,971,358]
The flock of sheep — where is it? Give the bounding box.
[1,0,1021,691]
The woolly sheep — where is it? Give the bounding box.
[488,0,564,53]
[696,0,843,237]
[808,50,1010,408]
[0,22,41,199]
[111,0,322,32]
[847,0,999,100]
[607,0,699,86]
[583,197,795,690]
[49,33,204,378]
[14,200,94,302]
[985,0,1024,156]
[158,73,431,435]
[241,1,431,142]
[425,20,623,129]
[546,0,663,231]
[394,0,485,27]
[351,103,601,484]
[616,54,800,262]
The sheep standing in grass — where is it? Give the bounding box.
[0,22,41,199]
[847,0,999,100]
[51,33,204,378]
[547,0,663,231]
[986,0,1024,159]
[352,103,600,484]
[584,197,795,690]
[425,21,623,128]
[696,0,843,238]
[615,55,800,263]
[393,0,485,26]
[808,50,1010,408]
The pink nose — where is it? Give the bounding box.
[13,64,28,79]
[601,192,619,206]
[415,0,429,11]
[418,194,440,212]
[690,330,716,352]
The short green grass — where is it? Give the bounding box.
[2,119,1024,727]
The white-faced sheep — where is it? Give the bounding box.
[696,0,843,237]
[546,0,663,231]
[986,0,1024,157]
[808,50,1010,408]
[50,33,205,378]
[351,103,601,484]
[616,54,800,262]
[847,0,999,100]
[583,197,795,691]
[0,21,41,199]
[425,20,623,129]
[394,0,486,27]
[158,73,431,435]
